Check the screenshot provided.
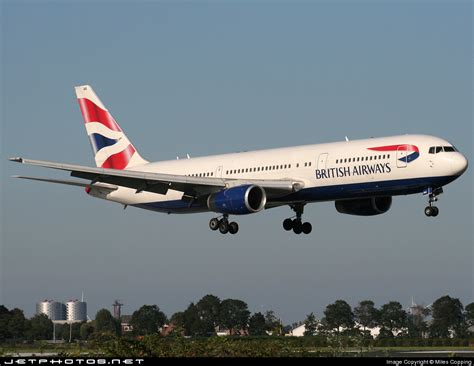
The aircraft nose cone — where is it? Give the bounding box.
[451,153,468,175]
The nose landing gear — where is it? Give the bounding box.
[424,187,442,217]
[283,204,312,234]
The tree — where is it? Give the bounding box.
[323,300,354,335]
[464,302,474,329]
[169,312,185,327]
[7,308,28,340]
[407,304,430,338]
[218,299,250,335]
[182,303,202,336]
[95,309,121,336]
[130,305,167,336]
[264,310,280,334]
[430,295,464,338]
[80,322,95,340]
[0,305,12,341]
[378,301,407,337]
[303,312,318,336]
[26,314,53,340]
[196,294,221,335]
[248,312,267,336]
[55,323,81,342]
[354,300,379,330]
[167,312,185,336]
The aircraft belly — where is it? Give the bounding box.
[272,175,458,204]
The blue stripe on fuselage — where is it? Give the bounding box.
[133,175,459,214]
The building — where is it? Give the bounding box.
[120,315,133,333]
[65,299,87,322]
[36,300,66,321]
[287,322,382,338]
[288,323,307,337]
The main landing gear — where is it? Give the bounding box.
[209,214,239,235]
[424,187,442,217]
[283,204,312,235]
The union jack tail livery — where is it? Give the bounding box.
[75,85,148,170]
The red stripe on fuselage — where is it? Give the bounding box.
[368,144,419,152]
[101,144,135,170]
[78,98,122,132]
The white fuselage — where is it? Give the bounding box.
[89,134,468,214]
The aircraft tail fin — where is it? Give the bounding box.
[75,85,148,169]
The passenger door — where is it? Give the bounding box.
[396,146,408,168]
[317,153,328,170]
[215,165,223,178]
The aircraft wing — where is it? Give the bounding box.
[9,158,304,198]
[12,175,118,191]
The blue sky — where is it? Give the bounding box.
[1,0,472,323]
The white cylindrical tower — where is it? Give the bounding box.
[66,299,87,322]
[36,300,66,320]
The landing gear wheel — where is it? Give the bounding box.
[219,221,229,234]
[293,220,303,234]
[424,206,433,217]
[229,222,239,234]
[283,218,293,231]
[209,218,220,231]
[302,222,312,234]
[285,204,312,235]
[424,187,443,218]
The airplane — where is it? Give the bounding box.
[10,85,468,235]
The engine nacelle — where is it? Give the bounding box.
[207,185,266,215]
[335,196,392,216]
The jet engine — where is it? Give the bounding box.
[207,184,266,215]
[335,196,392,216]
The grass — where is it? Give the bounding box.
[2,341,473,357]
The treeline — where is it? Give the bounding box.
[1,294,473,343]
[0,296,280,343]
[303,295,473,340]
[0,304,165,343]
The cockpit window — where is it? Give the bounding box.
[429,145,457,154]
